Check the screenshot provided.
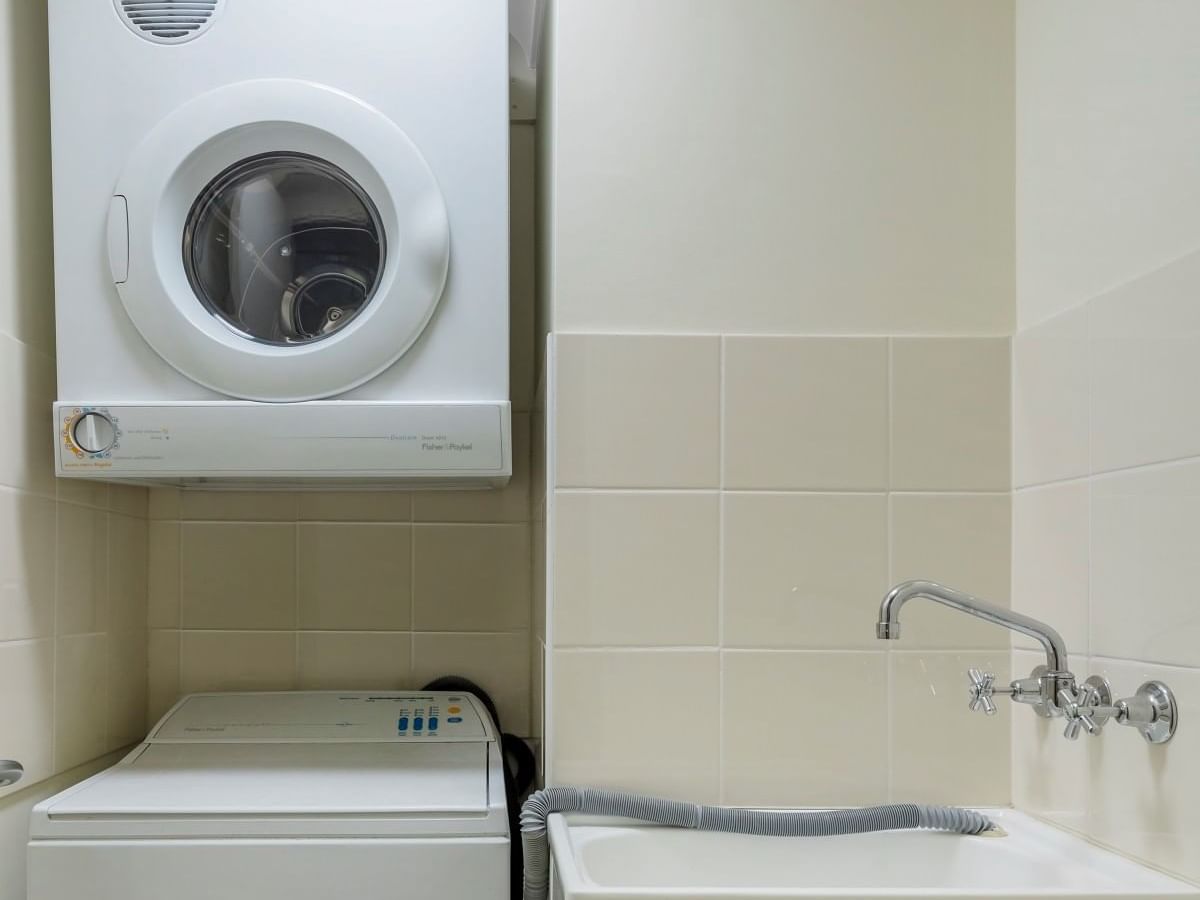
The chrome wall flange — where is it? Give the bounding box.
[0,760,23,788]
[1132,680,1178,745]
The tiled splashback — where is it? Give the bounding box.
[144,424,535,735]
[1012,0,1200,882]
[1012,259,1200,883]
[0,0,149,806]
[544,333,1012,807]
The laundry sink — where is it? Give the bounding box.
[547,809,1199,899]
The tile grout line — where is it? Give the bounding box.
[885,336,895,803]
[409,516,417,688]
[50,493,60,774]
[174,513,183,702]
[293,519,300,687]
[717,335,727,806]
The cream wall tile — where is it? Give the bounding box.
[56,479,108,510]
[890,651,1010,805]
[0,489,54,642]
[147,488,181,521]
[1091,460,1200,667]
[108,628,148,749]
[180,524,296,630]
[554,491,718,647]
[531,638,545,743]
[55,505,108,636]
[147,522,180,629]
[552,650,719,801]
[1090,251,1200,474]
[723,493,887,649]
[891,338,1010,491]
[413,414,531,523]
[147,630,180,726]
[1011,483,1089,656]
[180,491,299,522]
[889,493,1011,650]
[0,335,55,497]
[298,632,411,690]
[297,524,411,631]
[54,633,108,771]
[108,485,148,518]
[550,0,1013,335]
[297,491,411,523]
[412,524,530,632]
[412,633,531,735]
[1010,650,1087,833]
[531,409,547,515]
[1013,305,1089,487]
[108,514,148,635]
[531,513,546,642]
[724,338,889,490]
[1086,657,1200,884]
[0,640,54,800]
[553,335,719,489]
[179,631,296,693]
[723,651,887,807]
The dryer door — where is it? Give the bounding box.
[112,79,450,402]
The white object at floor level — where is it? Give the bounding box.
[27,692,508,900]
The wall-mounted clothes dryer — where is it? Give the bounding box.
[48,0,510,486]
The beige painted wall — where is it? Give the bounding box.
[541,0,1014,336]
[0,0,149,850]
[1012,0,1200,882]
[539,0,1016,805]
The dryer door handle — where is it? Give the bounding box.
[107,195,129,284]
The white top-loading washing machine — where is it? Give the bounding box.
[48,1,511,486]
[27,692,509,900]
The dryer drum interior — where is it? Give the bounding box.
[182,151,386,346]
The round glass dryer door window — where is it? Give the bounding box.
[109,79,450,402]
[184,153,385,345]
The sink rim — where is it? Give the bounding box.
[547,808,1200,899]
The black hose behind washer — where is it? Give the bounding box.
[421,676,536,900]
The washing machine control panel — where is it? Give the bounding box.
[148,691,495,744]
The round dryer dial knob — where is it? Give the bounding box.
[73,412,116,454]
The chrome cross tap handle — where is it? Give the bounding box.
[968,669,999,716]
[1061,687,1099,740]
[1059,676,1115,741]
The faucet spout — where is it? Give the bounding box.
[877,580,1070,674]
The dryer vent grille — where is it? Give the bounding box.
[116,0,222,44]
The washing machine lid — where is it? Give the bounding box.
[31,693,508,840]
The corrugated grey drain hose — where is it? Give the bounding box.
[520,787,996,900]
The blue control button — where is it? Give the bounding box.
[398,717,409,732]
[413,716,424,731]
[428,717,439,731]
[448,716,463,723]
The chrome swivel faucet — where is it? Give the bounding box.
[876,580,1179,744]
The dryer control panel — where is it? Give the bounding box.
[149,692,496,744]
[52,401,511,486]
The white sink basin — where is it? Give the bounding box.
[548,809,1200,899]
